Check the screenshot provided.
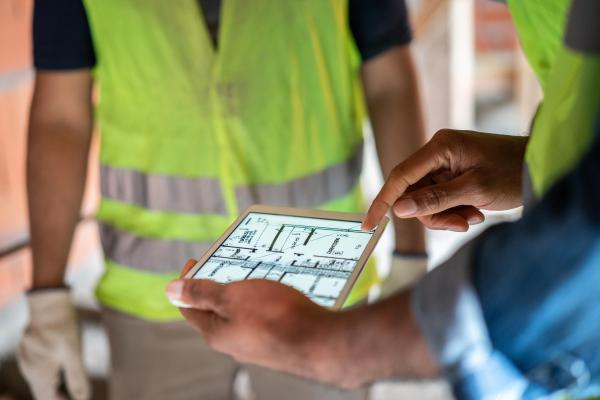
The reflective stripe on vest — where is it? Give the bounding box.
[99,143,363,275]
[99,223,212,274]
[100,166,228,215]
[100,142,363,218]
[235,143,363,211]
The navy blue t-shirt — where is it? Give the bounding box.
[33,0,412,70]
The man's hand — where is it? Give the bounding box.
[167,260,438,389]
[363,130,527,232]
[168,264,344,385]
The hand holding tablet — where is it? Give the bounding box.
[171,205,388,309]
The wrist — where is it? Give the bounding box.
[393,250,428,259]
[392,218,426,253]
[309,303,406,389]
[342,292,438,382]
[31,270,67,290]
[302,311,365,389]
[28,284,69,294]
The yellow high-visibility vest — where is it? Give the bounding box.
[508,0,600,197]
[83,0,378,320]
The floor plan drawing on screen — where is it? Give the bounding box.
[193,212,374,307]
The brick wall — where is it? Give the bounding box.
[475,0,518,52]
[0,0,34,306]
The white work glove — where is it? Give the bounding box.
[379,253,428,299]
[17,289,90,400]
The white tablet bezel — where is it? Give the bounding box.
[183,204,389,309]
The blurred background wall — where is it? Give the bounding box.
[0,0,34,308]
[0,1,541,399]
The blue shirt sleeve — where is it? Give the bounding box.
[412,116,600,399]
[349,0,413,61]
[33,0,96,70]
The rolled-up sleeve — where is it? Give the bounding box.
[412,116,600,399]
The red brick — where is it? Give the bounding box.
[0,0,33,73]
[0,84,32,246]
[475,0,518,52]
[0,0,101,306]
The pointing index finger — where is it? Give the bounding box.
[362,143,442,231]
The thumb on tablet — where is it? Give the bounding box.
[166,259,200,308]
[166,279,226,314]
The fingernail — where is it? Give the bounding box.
[166,280,183,300]
[468,215,484,225]
[393,198,418,217]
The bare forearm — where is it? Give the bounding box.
[27,71,93,289]
[311,291,438,388]
[28,123,91,288]
[362,47,426,252]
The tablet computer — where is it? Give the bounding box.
[181,205,388,309]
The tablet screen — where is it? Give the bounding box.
[192,212,375,307]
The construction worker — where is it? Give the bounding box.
[167,0,600,398]
[18,1,427,399]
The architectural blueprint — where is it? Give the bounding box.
[193,212,374,306]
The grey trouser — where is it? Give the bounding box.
[102,308,369,400]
